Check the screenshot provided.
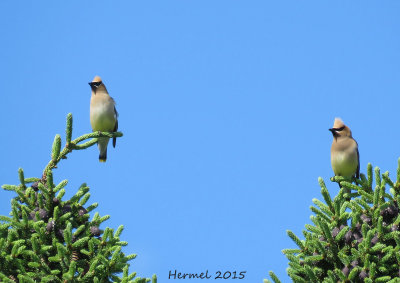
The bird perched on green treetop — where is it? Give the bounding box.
[89,76,119,162]
[329,118,359,179]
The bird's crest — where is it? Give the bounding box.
[92,76,102,83]
[333,118,345,129]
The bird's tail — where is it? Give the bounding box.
[99,154,107,163]
[98,137,110,163]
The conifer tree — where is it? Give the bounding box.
[0,113,157,283]
[265,161,400,283]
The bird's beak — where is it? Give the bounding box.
[89,82,96,92]
[329,128,339,137]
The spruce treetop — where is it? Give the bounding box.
[0,113,157,283]
[266,161,400,283]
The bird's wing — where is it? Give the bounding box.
[113,106,118,148]
[355,141,360,179]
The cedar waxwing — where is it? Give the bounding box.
[89,76,118,162]
[329,118,359,179]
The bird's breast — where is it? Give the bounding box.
[331,150,358,178]
[90,102,116,132]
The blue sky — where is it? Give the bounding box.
[0,1,399,282]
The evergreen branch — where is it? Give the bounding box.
[66,113,72,145]
[0,113,153,281]
[382,172,394,188]
[42,131,122,179]
[375,167,381,188]
[268,271,281,283]
[287,230,305,250]
[18,168,25,188]
[41,113,123,181]
[267,160,400,282]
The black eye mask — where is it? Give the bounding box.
[329,126,345,137]
[331,126,345,132]
[89,81,102,88]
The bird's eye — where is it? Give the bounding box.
[336,126,345,131]
[93,82,102,87]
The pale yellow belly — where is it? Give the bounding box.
[90,107,116,132]
[331,151,358,178]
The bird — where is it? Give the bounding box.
[329,118,359,179]
[89,76,118,162]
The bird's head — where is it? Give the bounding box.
[329,118,352,138]
[88,76,105,93]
